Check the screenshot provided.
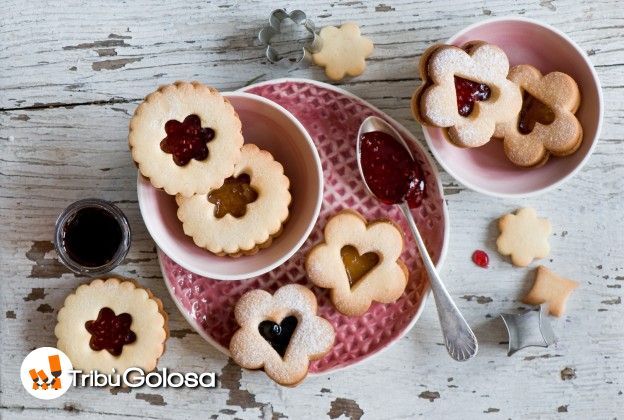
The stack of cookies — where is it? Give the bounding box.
[412,41,582,167]
[129,81,291,257]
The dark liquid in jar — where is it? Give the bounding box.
[62,207,123,267]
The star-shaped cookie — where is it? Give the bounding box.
[312,22,373,81]
[496,207,551,267]
[523,266,579,317]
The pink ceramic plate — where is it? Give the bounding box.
[159,79,449,374]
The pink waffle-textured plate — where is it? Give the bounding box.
[159,79,449,374]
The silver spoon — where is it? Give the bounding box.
[356,115,478,361]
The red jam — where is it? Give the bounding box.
[85,307,136,356]
[258,316,298,357]
[360,130,425,208]
[160,114,215,166]
[454,76,491,117]
[471,250,489,268]
[518,92,555,134]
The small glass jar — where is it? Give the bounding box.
[54,199,131,276]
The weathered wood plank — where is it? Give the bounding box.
[2,0,623,108]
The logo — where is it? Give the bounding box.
[21,347,216,398]
[20,347,73,400]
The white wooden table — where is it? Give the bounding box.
[1,1,623,418]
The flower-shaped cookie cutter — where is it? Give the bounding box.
[500,304,556,356]
[258,9,322,67]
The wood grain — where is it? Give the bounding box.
[1,0,623,418]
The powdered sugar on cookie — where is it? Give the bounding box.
[305,210,408,316]
[229,284,334,386]
[501,64,583,167]
[412,42,522,148]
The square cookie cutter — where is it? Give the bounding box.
[500,304,556,356]
[258,9,322,67]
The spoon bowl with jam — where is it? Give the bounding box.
[357,116,478,362]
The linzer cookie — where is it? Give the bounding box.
[129,81,243,197]
[55,278,168,373]
[176,144,291,257]
[412,42,522,147]
[500,65,583,167]
[305,210,408,316]
[229,284,335,386]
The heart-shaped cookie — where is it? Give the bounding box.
[305,210,408,317]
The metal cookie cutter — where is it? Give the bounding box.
[258,9,322,67]
[500,304,556,356]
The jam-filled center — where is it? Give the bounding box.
[208,173,258,218]
[340,245,380,287]
[258,316,298,358]
[85,307,136,356]
[454,76,492,117]
[518,92,556,134]
[160,114,215,166]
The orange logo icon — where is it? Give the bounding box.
[20,347,73,400]
[28,355,63,391]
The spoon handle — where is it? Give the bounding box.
[399,203,478,361]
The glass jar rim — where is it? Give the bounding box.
[54,199,131,276]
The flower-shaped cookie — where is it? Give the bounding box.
[312,22,374,81]
[500,65,583,167]
[176,144,291,256]
[129,81,243,197]
[305,210,408,316]
[412,42,522,147]
[497,208,552,267]
[55,278,168,373]
[229,284,335,386]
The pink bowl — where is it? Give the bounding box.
[137,92,323,280]
[421,17,603,197]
